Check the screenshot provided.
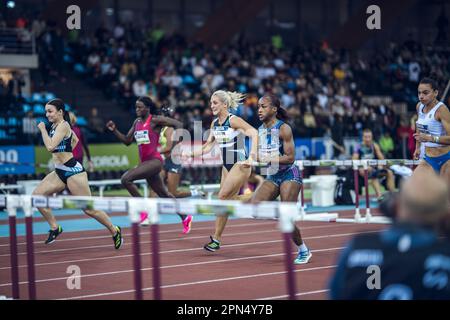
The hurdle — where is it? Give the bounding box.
[294,159,420,224]
[3,195,299,300]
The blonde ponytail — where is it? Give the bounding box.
[213,90,246,110]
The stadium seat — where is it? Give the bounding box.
[22,104,32,113]
[64,54,73,63]
[77,116,87,126]
[44,92,56,101]
[33,104,45,115]
[32,93,44,103]
[74,63,86,74]
[8,117,18,126]
[0,117,6,126]
[22,94,32,103]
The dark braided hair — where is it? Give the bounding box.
[137,96,157,115]
[263,93,289,121]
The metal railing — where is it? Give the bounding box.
[0,27,35,55]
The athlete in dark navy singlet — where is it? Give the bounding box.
[352,128,395,198]
[249,94,311,264]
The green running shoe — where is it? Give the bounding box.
[203,236,220,252]
[45,225,63,244]
[112,226,123,250]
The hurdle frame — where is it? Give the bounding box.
[1,159,419,299]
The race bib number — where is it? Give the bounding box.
[135,130,150,145]
[416,122,430,134]
[259,145,279,159]
[214,127,231,144]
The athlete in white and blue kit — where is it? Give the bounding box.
[413,77,450,184]
[249,94,311,264]
[185,90,259,252]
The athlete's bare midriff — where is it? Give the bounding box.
[52,152,74,165]
[425,145,450,158]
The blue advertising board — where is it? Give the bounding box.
[0,146,35,175]
[295,138,327,159]
[245,137,329,159]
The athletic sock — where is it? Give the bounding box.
[299,243,308,253]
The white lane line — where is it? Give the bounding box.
[0,222,368,257]
[258,289,330,300]
[0,220,284,247]
[59,265,338,300]
[0,246,344,287]
[0,219,358,247]
[0,229,377,270]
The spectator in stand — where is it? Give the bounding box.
[87,107,105,138]
[132,79,148,97]
[397,118,413,159]
[0,79,5,109]
[69,112,94,172]
[379,132,395,159]
[19,12,447,145]
[22,111,39,144]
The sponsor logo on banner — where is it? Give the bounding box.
[158,203,177,214]
[111,200,127,212]
[32,196,48,208]
[295,138,359,159]
[92,155,130,168]
[48,197,63,209]
[236,204,254,218]
[0,146,35,175]
[254,203,278,219]
[93,199,110,211]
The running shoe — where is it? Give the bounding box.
[45,225,63,244]
[294,250,312,265]
[203,236,220,252]
[190,187,206,198]
[112,226,123,250]
[139,211,150,226]
[182,215,193,234]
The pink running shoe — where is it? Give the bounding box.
[139,211,149,226]
[182,215,193,234]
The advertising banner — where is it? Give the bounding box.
[35,143,141,173]
[0,145,35,175]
